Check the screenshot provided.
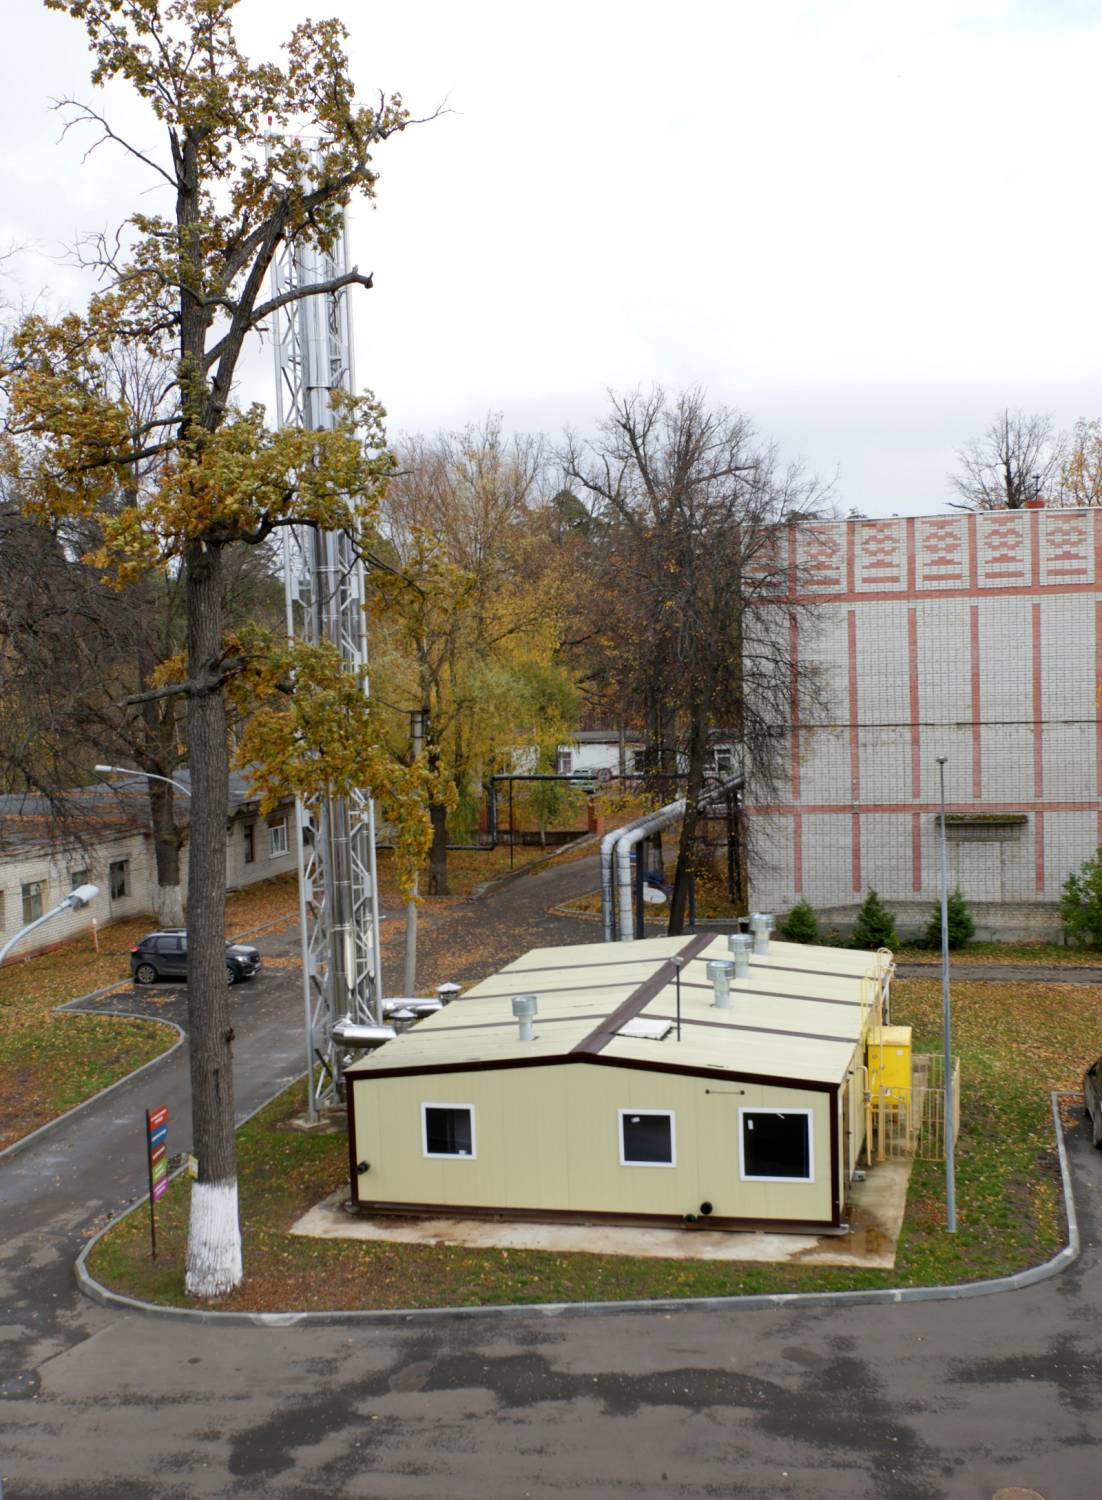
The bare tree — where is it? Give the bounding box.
[564,387,827,932]
[949,409,1059,510]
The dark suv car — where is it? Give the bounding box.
[130,931,261,987]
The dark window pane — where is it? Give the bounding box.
[621,1112,673,1164]
[742,1112,811,1179]
[424,1107,473,1156]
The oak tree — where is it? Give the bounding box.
[2,0,430,1296]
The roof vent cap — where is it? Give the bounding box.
[512,993,539,1042]
[749,912,773,955]
[705,957,735,1009]
[726,932,752,977]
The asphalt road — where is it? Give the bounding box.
[1,865,1101,1499]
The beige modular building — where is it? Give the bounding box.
[346,933,895,1233]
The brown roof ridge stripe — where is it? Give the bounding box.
[676,979,864,1008]
[645,1014,857,1045]
[572,932,715,1056]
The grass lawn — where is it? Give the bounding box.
[88,975,1099,1311]
[894,940,1102,967]
[0,875,301,1152]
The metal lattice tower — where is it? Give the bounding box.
[269,169,383,1120]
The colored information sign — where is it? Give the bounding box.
[145,1105,169,1258]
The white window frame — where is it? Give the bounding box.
[268,819,289,858]
[738,1107,814,1183]
[556,748,573,775]
[421,1102,477,1160]
[618,1108,677,1168]
[21,880,45,925]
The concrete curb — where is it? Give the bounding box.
[74,1093,1079,1327]
[0,992,184,1165]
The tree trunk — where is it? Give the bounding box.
[427,801,449,896]
[147,779,184,927]
[669,698,709,935]
[182,538,242,1297]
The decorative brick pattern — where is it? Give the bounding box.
[978,511,1031,587]
[855,519,905,592]
[1040,511,1092,585]
[916,516,967,589]
[797,522,846,592]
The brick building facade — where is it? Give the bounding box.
[747,506,1102,939]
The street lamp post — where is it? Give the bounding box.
[93,764,191,798]
[935,754,957,1233]
[0,884,100,967]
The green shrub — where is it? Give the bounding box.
[924,887,975,949]
[1060,848,1102,948]
[778,898,820,943]
[850,888,899,950]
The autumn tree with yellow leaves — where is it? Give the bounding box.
[1,0,432,1297]
[370,418,578,894]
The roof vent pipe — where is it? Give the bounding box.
[437,982,461,1006]
[749,913,773,956]
[705,958,735,1010]
[512,993,538,1042]
[726,932,753,977]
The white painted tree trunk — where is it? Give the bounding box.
[155,882,185,929]
[184,1180,243,1298]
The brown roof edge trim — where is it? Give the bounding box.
[571,931,716,1056]
[347,1049,838,1093]
[830,1081,841,1227]
[646,1013,858,1045]
[346,1069,360,1205]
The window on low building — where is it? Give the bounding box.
[421,1104,475,1158]
[268,819,288,858]
[109,860,129,900]
[556,748,573,775]
[618,1109,676,1167]
[739,1109,813,1182]
[21,880,45,925]
[243,823,255,864]
[70,868,91,890]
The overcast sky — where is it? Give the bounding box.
[3,0,1101,517]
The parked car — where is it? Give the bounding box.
[130,930,261,987]
[1084,1057,1102,1149]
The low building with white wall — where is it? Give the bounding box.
[747,506,1102,939]
[0,774,297,960]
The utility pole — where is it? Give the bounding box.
[936,754,957,1233]
[270,143,383,1118]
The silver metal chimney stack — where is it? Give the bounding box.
[726,932,753,977]
[512,993,538,1042]
[705,958,735,1010]
[749,912,774,956]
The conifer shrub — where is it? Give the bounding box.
[850,888,899,950]
[778,898,820,943]
[924,887,976,949]
[1060,848,1102,948]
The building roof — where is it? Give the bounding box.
[346,934,889,1090]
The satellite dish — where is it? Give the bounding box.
[642,885,667,904]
